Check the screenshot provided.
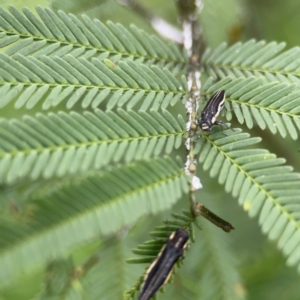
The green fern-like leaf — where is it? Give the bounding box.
[197,127,300,274]
[201,40,300,86]
[0,6,187,70]
[127,211,195,263]
[0,53,187,110]
[0,156,188,286]
[202,76,300,139]
[1,2,299,298]
[0,109,185,183]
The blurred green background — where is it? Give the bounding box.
[1,0,300,299]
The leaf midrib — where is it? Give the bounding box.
[0,131,185,158]
[227,98,300,119]
[203,62,300,78]
[2,31,187,66]
[0,81,187,95]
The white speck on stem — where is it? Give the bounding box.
[192,176,202,190]
[185,137,191,150]
[186,120,192,131]
[185,101,193,114]
[194,71,201,91]
[185,155,191,172]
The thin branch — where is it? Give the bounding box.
[178,0,203,214]
[195,203,234,232]
[118,0,183,43]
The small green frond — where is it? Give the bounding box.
[201,40,300,85]
[197,128,300,274]
[0,156,188,286]
[196,215,245,300]
[0,53,186,110]
[0,6,187,69]
[125,211,195,299]
[0,109,185,184]
[128,211,195,263]
[202,77,300,139]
